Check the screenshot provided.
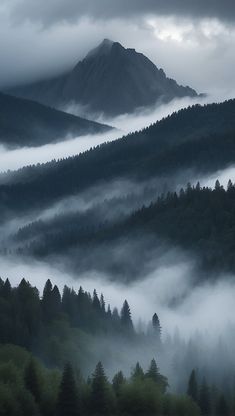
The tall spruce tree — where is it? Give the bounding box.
[131,362,145,380]
[50,285,61,318]
[57,363,79,416]
[100,294,105,314]
[42,279,53,321]
[146,358,168,393]
[112,371,126,396]
[146,359,160,383]
[93,290,101,313]
[152,313,161,342]
[120,300,133,331]
[2,278,12,298]
[91,362,112,415]
[187,369,198,402]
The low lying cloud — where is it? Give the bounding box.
[0,89,234,174]
[200,165,235,189]
[0,129,120,172]
[0,93,223,173]
[1,249,234,341]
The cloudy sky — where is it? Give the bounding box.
[1,0,235,96]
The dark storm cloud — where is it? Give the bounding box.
[10,0,235,25]
[1,0,235,98]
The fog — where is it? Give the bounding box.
[0,90,231,173]
[1,165,235,386]
[200,164,235,188]
[1,245,235,388]
[1,1,235,399]
[1,247,234,340]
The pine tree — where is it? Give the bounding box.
[100,294,106,314]
[62,286,78,324]
[93,289,101,312]
[120,300,133,331]
[2,278,12,298]
[215,394,229,416]
[199,378,211,416]
[152,313,161,342]
[146,358,168,393]
[91,362,112,415]
[112,371,125,395]
[131,362,144,380]
[51,285,61,318]
[187,369,198,402]
[227,179,233,191]
[42,279,53,320]
[24,359,41,403]
[146,358,159,382]
[57,363,79,416]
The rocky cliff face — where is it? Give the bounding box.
[8,39,198,118]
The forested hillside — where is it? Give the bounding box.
[10,181,235,278]
[0,100,235,218]
[0,92,111,148]
[0,277,158,370]
[0,279,233,416]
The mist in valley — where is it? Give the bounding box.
[1,2,235,415]
[0,147,235,401]
[0,90,229,173]
[1,240,235,394]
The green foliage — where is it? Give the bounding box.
[118,378,162,416]
[112,371,126,396]
[131,362,145,381]
[57,363,79,416]
[0,344,58,416]
[0,344,231,416]
[145,358,168,393]
[90,362,115,415]
[0,278,137,369]
[24,359,42,403]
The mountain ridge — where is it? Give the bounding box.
[8,39,198,117]
[0,91,112,148]
[0,99,235,211]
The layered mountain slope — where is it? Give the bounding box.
[0,99,235,217]
[13,184,235,278]
[0,92,111,148]
[9,39,198,117]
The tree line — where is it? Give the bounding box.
[187,369,232,416]
[0,278,161,369]
[0,342,200,416]
[15,180,235,278]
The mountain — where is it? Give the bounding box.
[0,92,111,148]
[0,99,235,218]
[1,98,235,188]
[8,39,198,117]
[1,99,235,278]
